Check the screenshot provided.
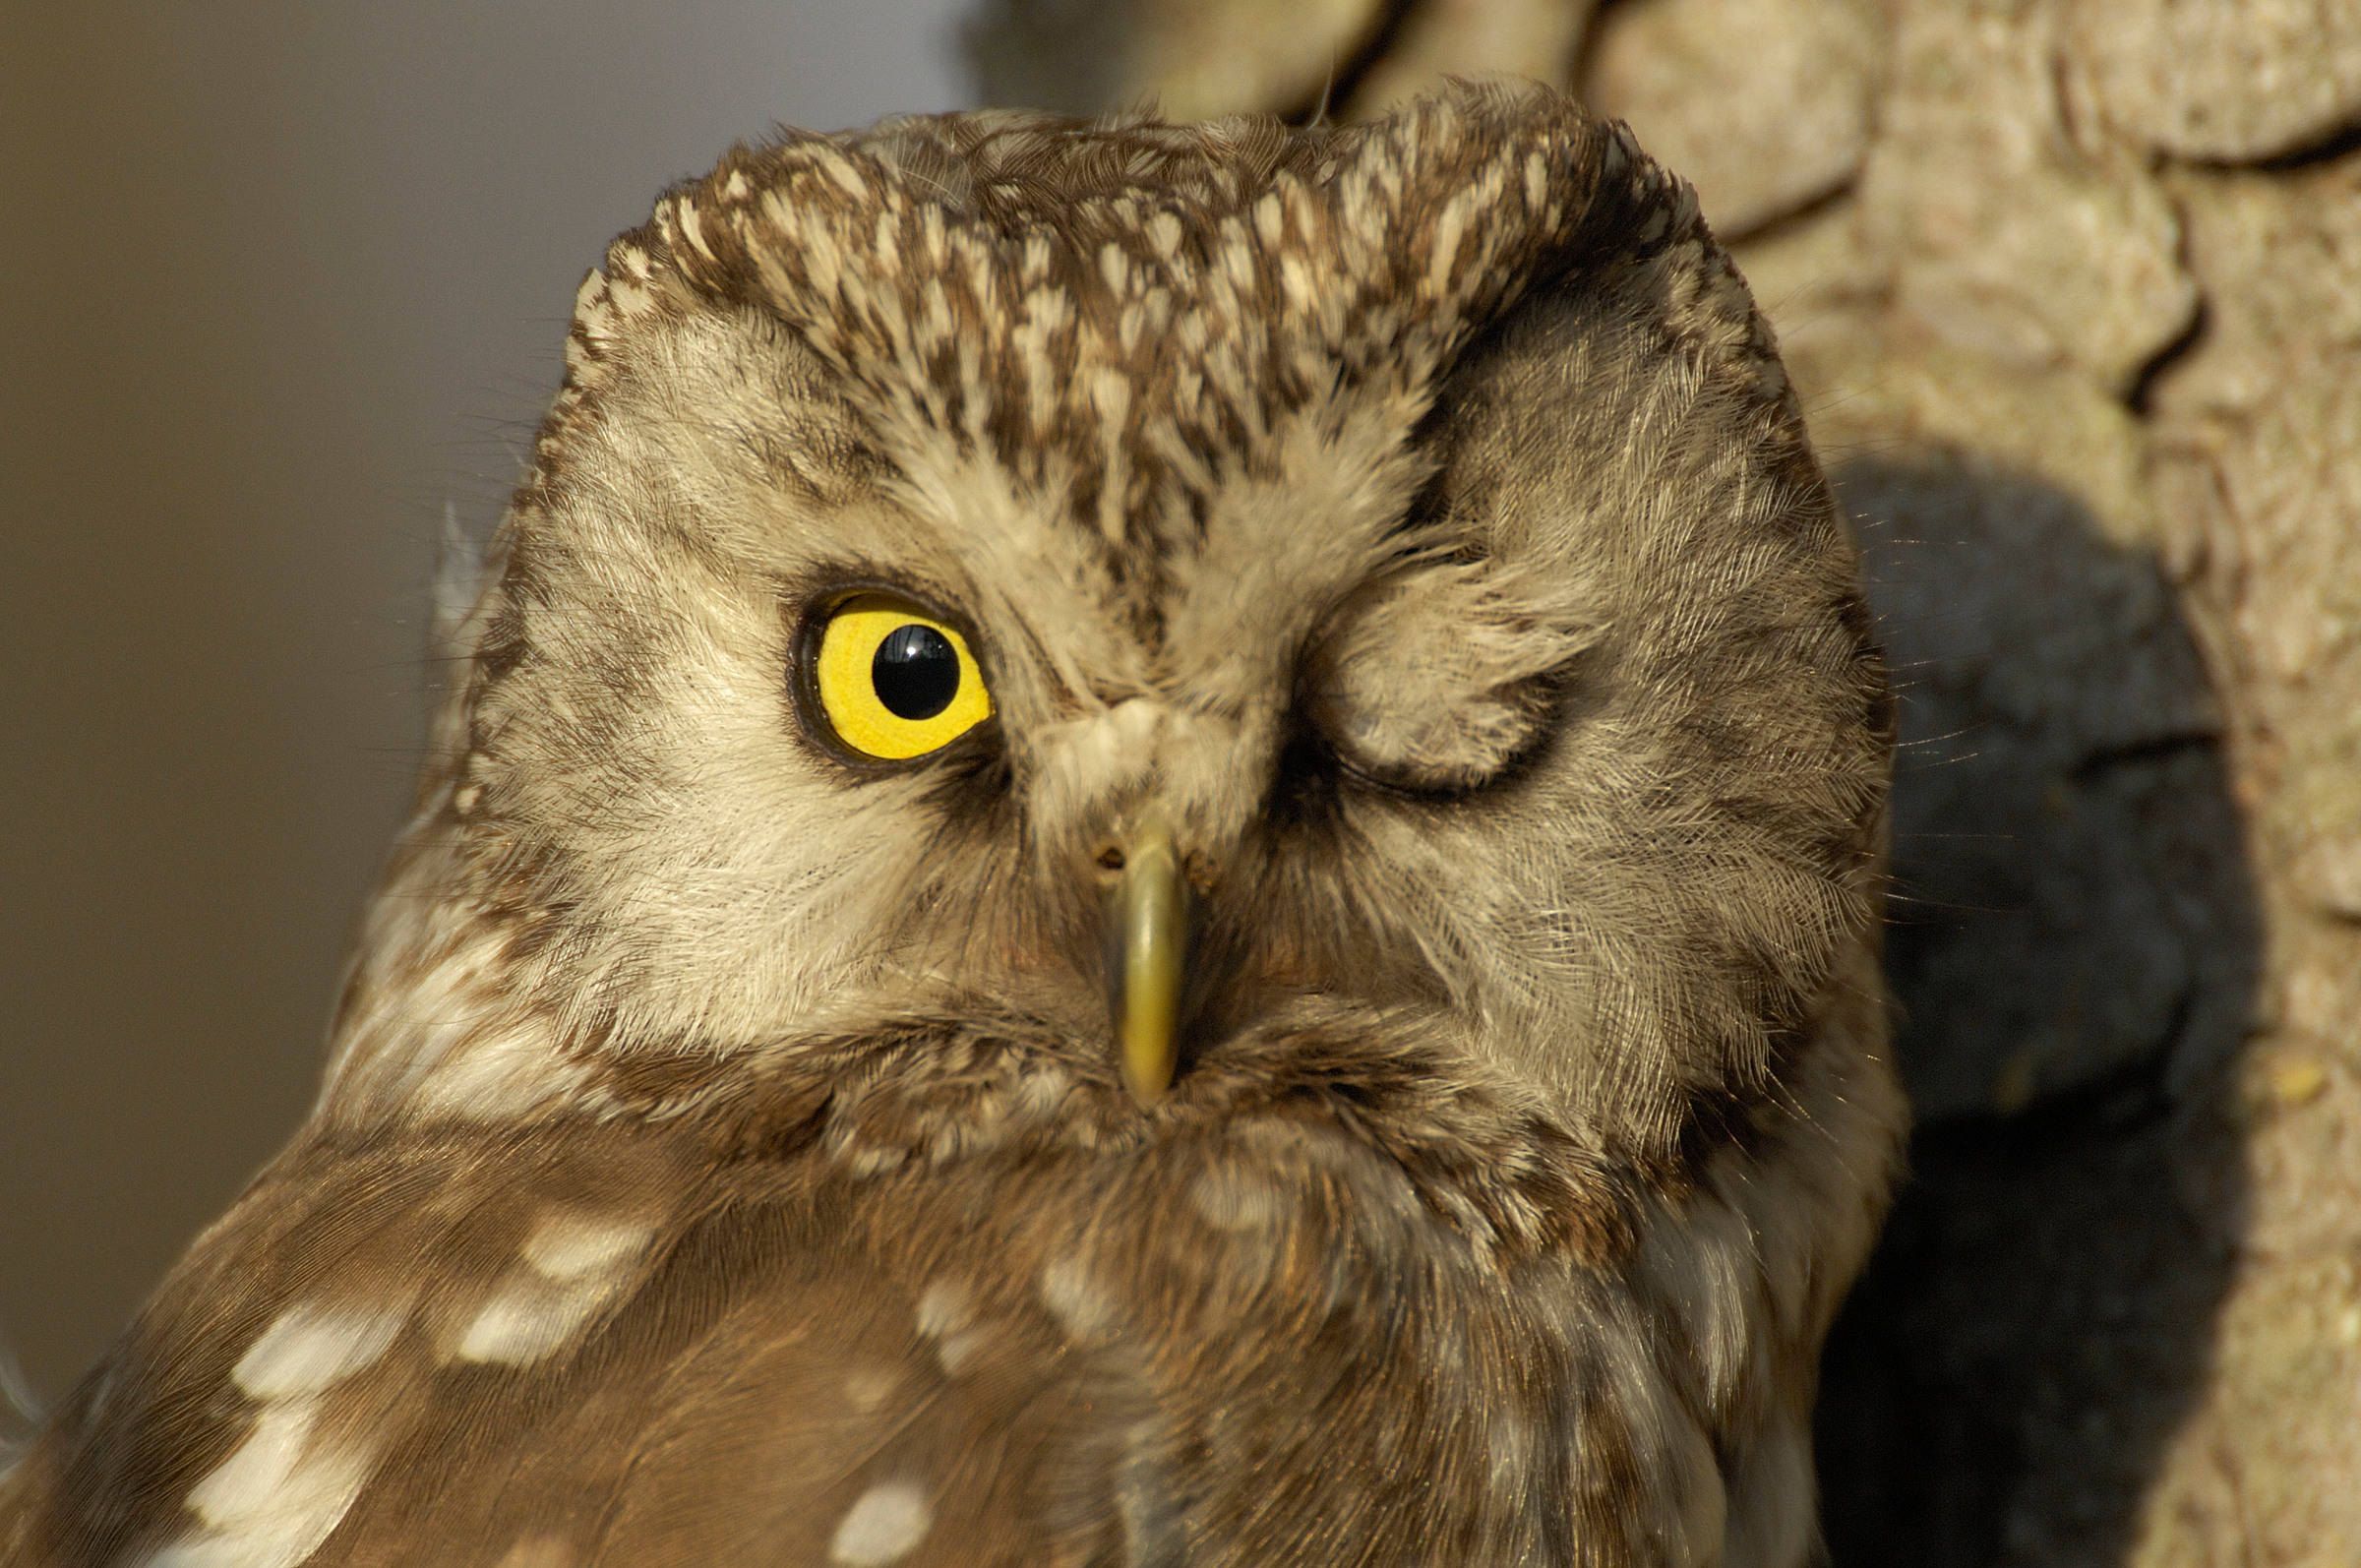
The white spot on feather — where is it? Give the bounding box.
[139,1397,375,1568]
[828,1480,933,1566]
[454,1284,608,1366]
[809,146,870,203]
[1189,1168,1284,1234]
[233,1302,405,1400]
[914,1281,969,1340]
[410,1026,595,1122]
[521,1213,654,1282]
[496,1535,575,1568]
[188,1402,320,1523]
[1428,189,1476,297]
[844,1367,896,1413]
[1039,1256,1118,1344]
[1253,193,1284,248]
[914,1281,989,1374]
[453,1210,651,1366]
[673,199,708,260]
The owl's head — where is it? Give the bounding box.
[332,85,1887,1167]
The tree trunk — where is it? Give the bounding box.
[966,1,2361,1560]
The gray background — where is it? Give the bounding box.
[1,0,967,1409]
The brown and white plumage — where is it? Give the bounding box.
[1,85,1903,1567]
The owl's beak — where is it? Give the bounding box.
[1111,809,1190,1104]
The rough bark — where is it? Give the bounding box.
[967,1,2361,1560]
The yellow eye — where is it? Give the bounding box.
[812,594,994,759]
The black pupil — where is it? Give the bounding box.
[871,624,960,721]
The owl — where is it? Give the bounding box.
[0,83,1902,1568]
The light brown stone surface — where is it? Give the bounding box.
[1855,0,2197,396]
[1345,0,1593,116]
[1769,27,2361,1550]
[969,0,1595,122]
[1584,0,1880,238]
[2111,151,2361,1566]
[2064,0,2361,163]
[966,0,1389,120]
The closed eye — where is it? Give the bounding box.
[1303,567,1596,795]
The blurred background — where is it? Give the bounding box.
[1,0,966,1411]
[7,1,2358,1562]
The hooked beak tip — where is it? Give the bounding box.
[1112,810,1188,1106]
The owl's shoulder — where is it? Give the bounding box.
[2,1113,742,1563]
[5,1035,1644,1566]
